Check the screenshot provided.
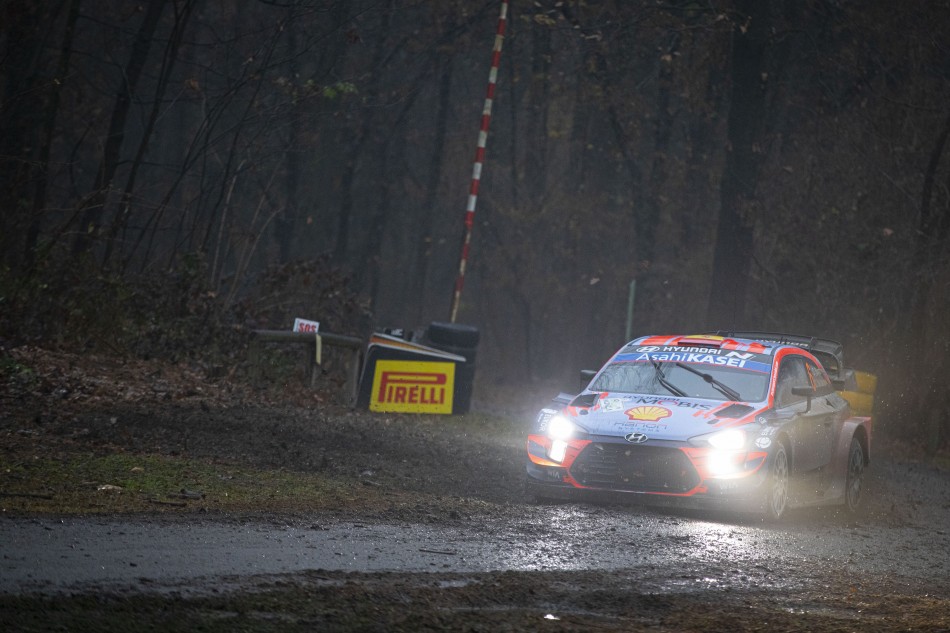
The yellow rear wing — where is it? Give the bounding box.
[838,370,876,417]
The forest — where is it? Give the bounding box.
[1,0,949,454]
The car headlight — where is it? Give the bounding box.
[706,428,747,451]
[549,439,568,463]
[547,415,576,441]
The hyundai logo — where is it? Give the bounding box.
[624,432,649,444]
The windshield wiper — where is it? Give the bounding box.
[674,362,742,401]
[650,356,688,397]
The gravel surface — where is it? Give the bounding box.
[2,346,950,631]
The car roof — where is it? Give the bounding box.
[628,332,844,378]
[705,330,846,378]
[630,334,774,353]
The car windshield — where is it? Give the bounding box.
[589,360,770,402]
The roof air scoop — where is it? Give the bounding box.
[676,337,723,349]
[570,393,600,408]
[715,403,755,419]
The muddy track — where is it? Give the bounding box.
[3,355,950,630]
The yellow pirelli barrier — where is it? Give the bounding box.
[370,360,456,414]
[356,333,467,415]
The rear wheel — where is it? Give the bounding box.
[845,437,865,513]
[764,443,789,521]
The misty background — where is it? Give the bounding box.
[1,0,948,453]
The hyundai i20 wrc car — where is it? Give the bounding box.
[525,334,872,520]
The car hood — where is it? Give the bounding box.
[567,393,765,442]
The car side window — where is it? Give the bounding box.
[806,360,832,391]
[774,357,810,408]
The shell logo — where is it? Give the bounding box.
[625,405,672,422]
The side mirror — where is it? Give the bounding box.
[791,385,814,412]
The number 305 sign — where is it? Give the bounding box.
[293,318,320,333]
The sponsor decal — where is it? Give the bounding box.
[613,421,668,432]
[634,396,712,411]
[614,351,771,374]
[537,409,557,429]
[601,398,624,412]
[370,360,455,414]
[635,352,748,367]
[755,437,773,448]
[636,345,726,355]
[625,405,672,422]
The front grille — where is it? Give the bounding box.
[570,443,699,493]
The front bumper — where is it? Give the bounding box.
[526,433,771,508]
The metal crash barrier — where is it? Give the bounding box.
[249,329,362,404]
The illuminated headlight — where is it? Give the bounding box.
[547,415,576,441]
[707,450,742,476]
[707,428,747,451]
[549,439,568,463]
[704,428,748,476]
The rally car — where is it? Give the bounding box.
[525,334,872,519]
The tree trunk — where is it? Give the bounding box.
[524,23,551,202]
[24,0,81,271]
[896,110,950,448]
[71,0,165,260]
[907,111,950,351]
[275,24,303,264]
[641,33,680,267]
[411,58,452,324]
[102,0,195,270]
[0,2,49,269]
[705,0,771,328]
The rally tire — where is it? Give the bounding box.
[845,437,865,513]
[426,322,480,348]
[764,442,790,521]
[428,341,477,363]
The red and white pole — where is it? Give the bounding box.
[449,0,508,323]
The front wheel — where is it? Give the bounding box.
[764,442,789,521]
[845,437,865,513]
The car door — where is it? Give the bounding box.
[773,356,835,472]
[803,359,840,468]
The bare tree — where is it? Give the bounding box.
[706,0,772,328]
[71,0,166,259]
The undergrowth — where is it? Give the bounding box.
[0,253,370,384]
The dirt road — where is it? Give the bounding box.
[2,462,949,594]
[2,348,950,630]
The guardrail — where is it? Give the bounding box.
[248,329,363,404]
